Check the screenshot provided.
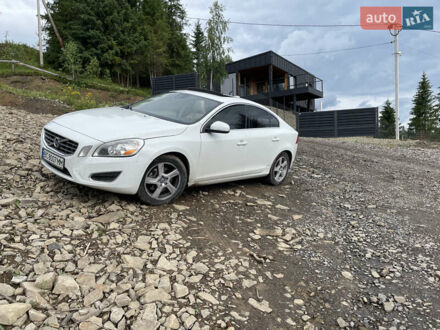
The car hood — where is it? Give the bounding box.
[52,107,187,142]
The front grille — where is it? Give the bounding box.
[44,129,78,155]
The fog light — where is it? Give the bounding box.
[79,145,92,157]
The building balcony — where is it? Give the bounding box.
[239,74,323,101]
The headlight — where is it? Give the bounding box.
[93,139,144,157]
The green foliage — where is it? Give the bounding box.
[0,82,102,110]
[379,99,396,139]
[0,65,150,98]
[143,0,170,84]
[165,0,193,75]
[408,72,436,138]
[191,20,206,87]
[61,41,82,80]
[0,41,40,66]
[44,0,193,88]
[85,57,100,78]
[203,1,232,90]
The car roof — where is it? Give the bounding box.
[176,89,259,106]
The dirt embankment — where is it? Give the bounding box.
[0,75,143,114]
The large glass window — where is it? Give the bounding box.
[130,92,221,125]
[247,106,279,128]
[207,105,247,130]
[273,78,285,91]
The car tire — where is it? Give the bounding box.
[266,152,290,185]
[137,155,187,205]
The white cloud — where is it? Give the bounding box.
[0,0,37,46]
[324,95,387,111]
[278,30,353,57]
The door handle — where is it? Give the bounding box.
[272,137,280,142]
[237,140,248,146]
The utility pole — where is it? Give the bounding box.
[41,0,64,49]
[37,0,43,67]
[390,29,401,140]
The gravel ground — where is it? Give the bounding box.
[0,106,439,330]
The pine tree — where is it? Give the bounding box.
[379,99,396,139]
[43,0,195,87]
[164,0,193,75]
[408,72,436,138]
[191,20,206,87]
[142,0,170,85]
[205,1,232,91]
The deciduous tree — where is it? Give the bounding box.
[60,41,81,80]
[204,1,232,90]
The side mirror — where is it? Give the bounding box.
[207,121,230,134]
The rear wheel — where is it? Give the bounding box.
[266,152,290,185]
[137,155,187,205]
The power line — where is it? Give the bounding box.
[281,41,393,56]
[188,17,358,28]
[188,17,440,34]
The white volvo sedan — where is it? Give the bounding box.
[40,89,298,205]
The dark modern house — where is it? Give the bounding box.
[221,51,323,112]
[151,52,377,138]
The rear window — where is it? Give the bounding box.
[247,106,279,128]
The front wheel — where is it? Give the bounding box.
[137,155,187,205]
[266,152,290,185]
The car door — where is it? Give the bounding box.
[245,105,281,173]
[197,104,249,182]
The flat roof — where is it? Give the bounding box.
[226,50,315,77]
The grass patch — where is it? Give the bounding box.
[0,63,151,98]
[0,41,40,66]
[1,41,151,97]
[0,82,106,110]
[80,77,151,97]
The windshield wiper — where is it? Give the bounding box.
[121,104,132,110]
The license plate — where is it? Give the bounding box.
[42,148,65,170]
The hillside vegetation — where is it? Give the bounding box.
[0,42,150,113]
[43,0,193,88]
[0,40,40,65]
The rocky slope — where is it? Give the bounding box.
[0,106,439,329]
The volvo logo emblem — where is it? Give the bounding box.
[53,137,61,148]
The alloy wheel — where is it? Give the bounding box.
[273,156,289,182]
[144,162,181,200]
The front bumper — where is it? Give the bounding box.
[40,122,146,194]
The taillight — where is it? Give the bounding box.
[296,135,299,144]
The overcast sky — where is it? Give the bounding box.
[1,0,439,124]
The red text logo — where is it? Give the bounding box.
[360,7,402,30]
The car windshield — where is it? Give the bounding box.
[129,92,222,124]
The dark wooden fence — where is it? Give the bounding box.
[297,107,378,138]
[152,73,198,95]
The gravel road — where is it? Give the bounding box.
[0,107,439,329]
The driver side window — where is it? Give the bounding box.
[207,105,247,130]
